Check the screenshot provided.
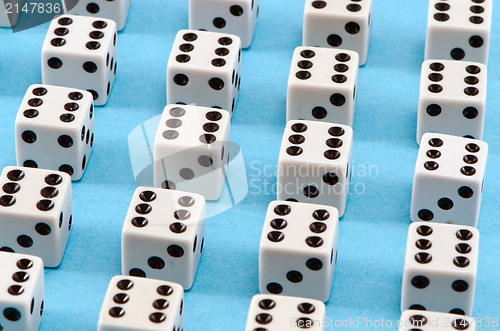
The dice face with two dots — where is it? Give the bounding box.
[424,0,492,65]
[303,0,373,65]
[287,47,359,127]
[167,30,242,115]
[15,85,95,181]
[41,14,118,106]
[69,0,131,31]
[0,167,72,268]
[121,187,205,290]
[410,133,487,227]
[399,310,476,331]
[153,105,231,201]
[98,276,184,331]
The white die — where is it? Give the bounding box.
[259,201,339,302]
[424,0,492,65]
[166,30,242,114]
[189,0,259,48]
[0,0,22,27]
[411,133,487,227]
[303,0,373,65]
[121,187,205,290]
[287,47,359,127]
[399,310,476,330]
[153,104,231,201]
[15,84,94,181]
[0,167,72,267]
[277,120,352,216]
[0,252,44,331]
[245,294,325,331]
[41,14,118,106]
[69,0,131,31]
[98,276,184,331]
[401,222,479,316]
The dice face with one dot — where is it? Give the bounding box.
[69,0,131,31]
[399,310,475,330]
[42,15,118,106]
[98,276,184,331]
[411,133,487,227]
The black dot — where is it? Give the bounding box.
[82,61,98,73]
[417,225,433,237]
[170,222,187,234]
[291,123,308,132]
[428,73,443,82]
[58,135,73,148]
[167,245,184,258]
[453,256,470,268]
[157,285,174,296]
[326,138,343,148]
[161,180,176,190]
[311,107,327,119]
[309,222,327,233]
[200,134,216,144]
[54,27,68,36]
[0,195,16,207]
[461,166,476,176]
[312,0,327,9]
[211,58,226,67]
[466,65,481,74]
[409,315,428,327]
[345,22,360,34]
[456,229,473,241]
[22,131,37,144]
[297,60,313,69]
[12,271,29,283]
[87,90,99,100]
[332,74,347,83]
[8,285,24,296]
[415,239,432,250]
[60,114,75,122]
[463,107,478,119]
[108,307,125,318]
[131,217,148,228]
[17,235,33,248]
[306,258,323,271]
[135,203,152,215]
[289,134,305,145]
[266,282,283,294]
[464,87,479,96]
[409,304,426,311]
[449,308,466,315]
[327,34,342,46]
[437,197,454,210]
[424,161,439,171]
[203,122,219,132]
[129,268,146,277]
[270,218,287,230]
[86,41,100,50]
[428,84,443,93]
[469,35,484,48]
[426,149,441,159]
[45,174,62,185]
[267,231,284,242]
[434,12,450,21]
[179,43,194,52]
[218,37,233,45]
[113,293,129,304]
[198,155,213,167]
[458,186,474,198]
[23,109,39,118]
[153,299,169,310]
[176,54,190,63]
[451,48,465,60]
[173,74,189,86]
[174,210,191,220]
[51,38,66,47]
[35,223,51,235]
[464,76,479,85]
[295,71,311,80]
[305,236,324,247]
[48,57,63,69]
[347,4,361,12]
[148,256,165,269]
[162,130,179,140]
[215,47,229,56]
[456,243,472,254]
[313,209,330,220]
[330,93,346,106]
[415,252,432,264]
[286,270,303,283]
[258,299,276,310]
[2,183,20,194]
[452,318,470,329]
[86,2,99,13]
[139,191,156,202]
[334,64,349,72]
[411,275,430,289]
[230,5,243,16]
[208,77,224,90]
[255,313,272,325]
[36,199,54,211]
[303,185,319,198]
[213,17,226,28]
[3,308,21,321]
[23,160,38,168]
[298,302,316,314]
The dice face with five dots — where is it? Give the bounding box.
[259,201,339,302]
[0,167,72,268]
[69,0,131,31]
[189,0,260,48]
[401,222,479,316]
[424,0,492,65]
[153,105,231,201]
[287,47,359,127]
[167,30,242,114]
[121,187,205,290]
[41,14,118,106]
[399,310,476,331]
[245,294,326,331]
[303,0,373,65]
[98,276,184,331]
[410,133,487,227]
[417,60,487,144]
[15,85,95,181]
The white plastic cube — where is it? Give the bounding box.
[399,310,476,330]
[69,0,131,31]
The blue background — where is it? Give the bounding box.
[0,1,499,330]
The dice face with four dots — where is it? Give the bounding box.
[167,30,242,114]
[98,276,184,331]
[0,167,72,268]
[259,201,339,302]
[121,187,205,290]
[277,120,353,216]
[303,0,373,65]
[69,0,131,31]
[401,222,479,316]
[153,105,231,201]
[411,133,488,227]
[42,14,118,106]
[417,60,487,144]
[399,310,476,331]
[245,294,326,331]
[189,0,259,48]
[424,0,492,65]
[287,47,359,127]
[15,84,95,181]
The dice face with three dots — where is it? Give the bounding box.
[245,294,326,331]
[98,276,184,331]
[399,310,476,331]
[167,30,242,114]
[424,0,492,65]
[0,167,72,268]
[287,47,359,127]
[153,104,231,201]
[69,0,131,31]
[303,0,373,65]
[121,187,205,290]
[42,14,118,106]
[259,201,339,302]
[410,133,487,227]
[277,120,353,216]
[401,222,479,316]
[189,0,259,48]
[417,60,487,144]
[15,84,95,181]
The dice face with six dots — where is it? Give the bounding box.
[401,223,479,316]
[303,0,373,66]
[259,201,339,302]
[167,30,242,114]
[189,0,259,48]
[121,187,205,290]
[424,0,492,65]
[0,167,72,268]
[277,120,353,216]
[42,14,118,106]
[399,310,476,331]
[417,60,487,144]
[287,47,359,127]
[69,0,131,31]
[15,84,95,181]
[0,252,44,331]
[98,276,184,331]
[411,133,487,227]
[153,105,231,201]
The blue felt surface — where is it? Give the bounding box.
[0,1,500,330]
